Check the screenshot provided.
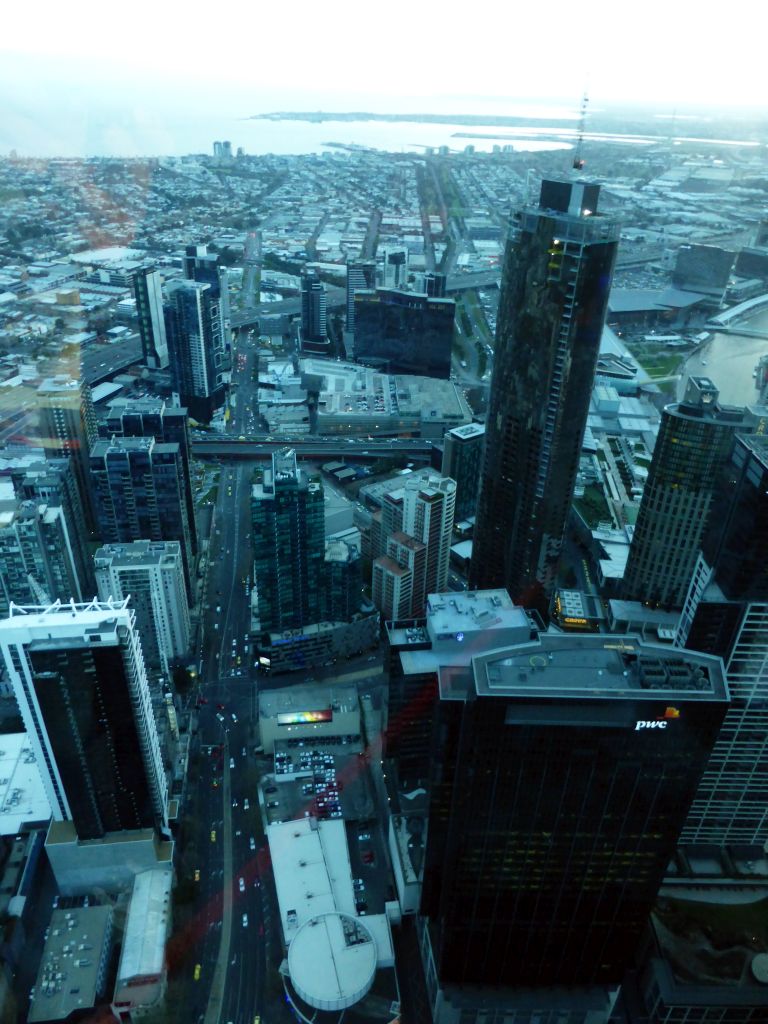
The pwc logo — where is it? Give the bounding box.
[635,707,681,731]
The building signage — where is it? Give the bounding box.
[277,709,333,726]
[635,706,680,731]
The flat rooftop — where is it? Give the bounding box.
[0,733,52,835]
[259,682,360,721]
[471,634,726,701]
[28,905,112,1022]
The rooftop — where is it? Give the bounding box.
[116,869,172,982]
[28,905,112,1022]
[471,633,726,702]
[260,682,360,721]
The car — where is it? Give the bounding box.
[358,832,371,841]
[194,964,202,981]
[355,900,368,912]
[232,799,238,808]
[231,713,238,723]
[210,830,216,843]
[242,914,248,928]
[194,869,200,882]
[242,747,247,757]
[238,878,245,893]
[265,786,277,794]
[217,703,226,710]
[362,851,375,865]
[249,836,256,851]
[243,798,250,810]
[267,800,279,809]
[229,758,235,769]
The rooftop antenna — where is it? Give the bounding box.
[572,90,589,171]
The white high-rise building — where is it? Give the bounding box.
[0,599,168,841]
[94,541,191,677]
[403,474,456,600]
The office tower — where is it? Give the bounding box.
[373,532,427,619]
[221,140,232,159]
[102,398,197,556]
[132,267,169,369]
[183,242,230,329]
[36,376,98,535]
[321,537,364,623]
[0,599,168,840]
[89,437,193,596]
[470,180,619,613]
[672,243,735,300]
[676,433,768,844]
[95,541,191,678]
[372,473,455,617]
[377,246,409,289]
[353,288,455,379]
[345,258,377,335]
[300,270,329,353]
[242,229,263,309]
[213,141,223,158]
[251,450,325,633]
[0,482,84,611]
[422,271,447,298]
[622,377,753,609]
[403,474,455,600]
[164,279,226,423]
[418,628,727,1020]
[441,422,485,521]
[0,452,95,598]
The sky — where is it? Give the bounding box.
[1,0,765,155]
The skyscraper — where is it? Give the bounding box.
[251,449,325,633]
[36,376,99,535]
[0,599,168,841]
[133,267,169,369]
[0,481,85,610]
[94,540,191,678]
[676,433,768,844]
[164,279,226,422]
[441,422,485,521]
[353,288,455,379]
[102,398,197,556]
[371,471,456,617]
[345,258,377,336]
[0,451,95,598]
[300,270,329,353]
[418,627,727,1020]
[622,377,754,609]
[470,180,619,613]
[89,436,193,596]
[377,245,409,289]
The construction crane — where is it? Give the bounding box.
[572,91,589,171]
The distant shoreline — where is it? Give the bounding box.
[247,111,576,128]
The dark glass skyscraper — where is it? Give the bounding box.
[89,436,193,596]
[164,279,226,423]
[102,397,197,556]
[676,433,768,844]
[0,600,168,841]
[622,377,754,609]
[470,180,619,612]
[353,287,455,379]
[345,258,377,336]
[251,449,325,633]
[420,632,727,1008]
[300,269,329,353]
[133,266,169,369]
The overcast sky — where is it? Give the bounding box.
[1,0,764,155]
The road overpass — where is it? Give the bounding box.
[191,437,436,461]
[705,323,768,341]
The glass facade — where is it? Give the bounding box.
[28,642,158,840]
[470,181,618,613]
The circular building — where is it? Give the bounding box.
[287,912,377,1012]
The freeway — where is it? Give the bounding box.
[191,437,436,460]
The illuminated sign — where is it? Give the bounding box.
[277,709,333,726]
[635,707,680,731]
